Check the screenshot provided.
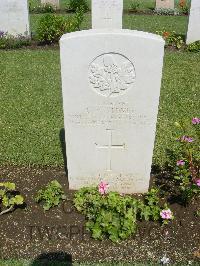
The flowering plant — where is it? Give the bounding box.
[156,30,184,49]
[178,0,189,15]
[174,117,200,203]
[0,182,24,215]
[160,205,174,225]
[74,184,170,242]
[0,32,30,49]
[98,181,109,195]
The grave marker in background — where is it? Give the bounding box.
[186,0,200,44]
[156,0,174,9]
[41,0,59,8]
[0,0,30,36]
[92,0,123,29]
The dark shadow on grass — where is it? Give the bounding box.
[30,252,72,266]
[151,164,185,205]
[60,128,68,176]
[151,148,187,206]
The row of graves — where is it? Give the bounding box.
[0,0,200,44]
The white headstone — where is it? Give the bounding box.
[92,0,123,29]
[60,30,165,194]
[41,0,59,8]
[0,0,30,36]
[186,0,200,44]
[156,0,174,9]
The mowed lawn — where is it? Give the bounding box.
[0,2,199,168]
[0,49,199,167]
[29,0,190,36]
[30,13,189,37]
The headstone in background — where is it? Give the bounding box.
[0,0,30,36]
[41,0,59,8]
[92,0,123,29]
[60,30,165,194]
[186,0,200,44]
[156,0,174,9]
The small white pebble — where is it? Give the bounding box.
[161,255,170,265]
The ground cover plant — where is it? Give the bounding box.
[0,32,31,49]
[36,8,84,44]
[29,3,57,14]
[74,186,173,242]
[0,182,24,215]
[156,30,184,49]
[173,118,200,203]
[35,180,66,211]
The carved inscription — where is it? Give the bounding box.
[68,102,151,127]
[71,172,144,193]
[89,53,136,97]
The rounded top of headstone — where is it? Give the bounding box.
[60,29,165,44]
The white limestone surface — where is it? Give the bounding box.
[186,0,200,44]
[60,29,165,194]
[92,0,123,29]
[41,0,59,8]
[0,0,30,36]
[156,0,174,9]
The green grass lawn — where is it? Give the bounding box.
[0,49,199,167]
[29,0,190,37]
[0,0,198,168]
[30,13,188,37]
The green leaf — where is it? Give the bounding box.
[14,195,24,205]
[2,195,9,207]
[34,180,66,211]
[0,182,15,190]
[92,225,102,239]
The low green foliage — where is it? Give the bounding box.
[0,32,31,49]
[156,30,184,49]
[173,119,200,203]
[74,187,169,242]
[187,41,200,52]
[35,180,66,211]
[30,3,57,14]
[178,0,190,15]
[36,9,84,44]
[67,0,89,12]
[154,8,180,16]
[0,182,24,215]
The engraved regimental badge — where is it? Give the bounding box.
[89,53,136,97]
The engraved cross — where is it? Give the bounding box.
[95,129,125,171]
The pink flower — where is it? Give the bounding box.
[160,209,173,220]
[195,179,200,187]
[98,181,109,195]
[180,136,194,143]
[192,117,200,125]
[177,160,185,166]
